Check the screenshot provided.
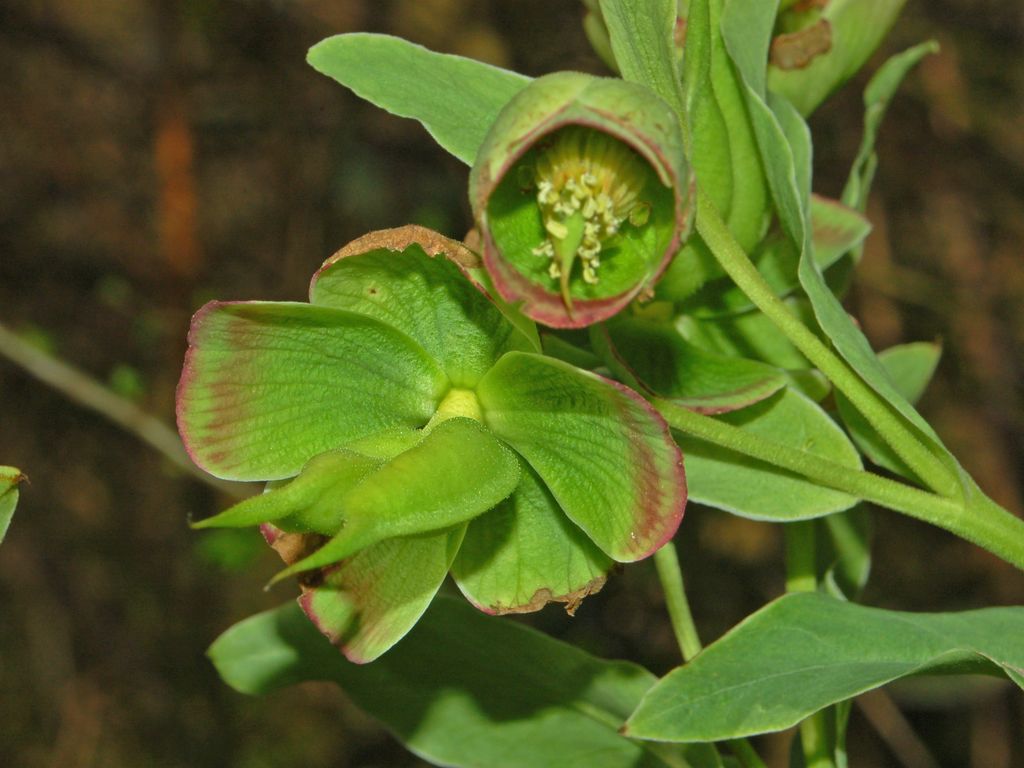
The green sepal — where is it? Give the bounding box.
[272,418,520,581]
[0,466,25,546]
[452,460,612,615]
[478,352,685,562]
[299,527,465,663]
[191,450,382,535]
[310,225,536,388]
[176,301,448,481]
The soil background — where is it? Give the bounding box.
[1,1,1023,766]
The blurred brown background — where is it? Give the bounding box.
[1,1,1022,766]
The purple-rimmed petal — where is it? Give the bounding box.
[478,351,685,562]
[176,301,448,481]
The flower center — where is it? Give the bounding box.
[531,127,649,305]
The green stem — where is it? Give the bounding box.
[656,399,1024,570]
[728,739,770,768]
[653,544,702,661]
[652,544,768,768]
[785,523,836,768]
[694,190,959,498]
[784,521,817,593]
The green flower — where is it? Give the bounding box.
[470,72,693,328]
[177,226,686,662]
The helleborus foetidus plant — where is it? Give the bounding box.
[187,2,1024,766]
[177,226,685,662]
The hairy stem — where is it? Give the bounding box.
[653,544,702,661]
[694,190,959,498]
[785,522,836,768]
[652,543,769,768]
[657,399,1024,570]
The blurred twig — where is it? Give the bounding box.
[856,690,940,768]
[0,322,249,499]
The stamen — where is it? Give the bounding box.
[532,127,648,302]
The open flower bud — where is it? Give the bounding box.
[178,225,686,662]
[470,72,693,328]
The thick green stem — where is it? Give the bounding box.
[694,190,959,498]
[657,399,1024,570]
[653,544,702,661]
[652,544,768,768]
[785,523,836,768]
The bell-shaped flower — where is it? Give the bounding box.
[470,72,693,328]
[177,226,686,662]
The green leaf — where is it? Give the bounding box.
[768,0,909,116]
[479,352,685,562]
[307,34,529,165]
[663,0,771,304]
[678,388,861,521]
[0,466,24,545]
[593,319,786,413]
[842,41,939,213]
[311,226,535,388]
[210,596,691,768]
[836,342,941,480]
[274,418,520,580]
[626,591,1024,741]
[177,301,448,481]
[452,460,612,615]
[300,527,465,663]
[678,300,814,371]
[599,0,685,113]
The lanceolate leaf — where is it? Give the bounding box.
[593,319,786,414]
[626,592,1024,742]
[210,596,693,768]
[298,528,465,664]
[452,460,612,615]
[0,466,25,545]
[679,388,861,521]
[311,226,536,388]
[599,0,684,113]
[308,34,530,165]
[478,352,686,562]
[176,301,448,481]
[274,418,520,580]
[842,41,939,213]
